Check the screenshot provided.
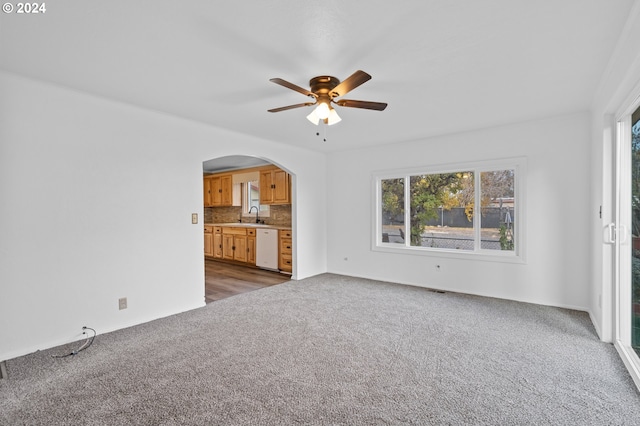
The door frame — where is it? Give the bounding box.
[613,92,640,389]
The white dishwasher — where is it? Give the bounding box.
[256,228,279,271]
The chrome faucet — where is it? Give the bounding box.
[248,206,260,223]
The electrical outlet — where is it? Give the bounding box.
[119,297,127,310]
[191,213,198,224]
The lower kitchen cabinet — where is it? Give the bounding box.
[213,227,223,258]
[206,225,289,272]
[247,229,256,265]
[223,234,247,262]
[204,226,214,257]
[221,226,254,263]
[279,229,292,273]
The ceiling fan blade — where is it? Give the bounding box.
[335,99,388,111]
[269,78,316,98]
[330,70,372,97]
[268,102,315,113]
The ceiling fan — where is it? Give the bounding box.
[268,70,387,125]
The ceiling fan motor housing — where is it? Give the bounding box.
[309,76,340,98]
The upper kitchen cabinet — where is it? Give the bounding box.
[203,174,233,207]
[260,168,291,205]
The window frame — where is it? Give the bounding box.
[241,181,270,218]
[372,157,526,263]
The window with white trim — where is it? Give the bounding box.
[375,158,524,260]
[231,171,270,218]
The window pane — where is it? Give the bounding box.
[243,181,269,216]
[409,172,474,250]
[381,178,405,244]
[249,181,261,211]
[480,170,515,251]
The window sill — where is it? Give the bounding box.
[372,243,526,264]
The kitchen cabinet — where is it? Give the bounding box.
[203,177,212,207]
[206,225,286,270]
[247,229,256,265]
[279,229,292,273]
[203,174,232,207]
[222,227,249,263]
[213,226,223,258]
[205,226,223,259]
[220,175,233,205]
[260,168,290,205]
[204,225,214,257]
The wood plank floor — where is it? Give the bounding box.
[204,259,290,303]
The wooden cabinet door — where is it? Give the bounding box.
[211,176,222,206]
[222,234,235,260]
[204,232,213,257]
[234,235,247,262]
[203,177,212,207]
[260,169,290,205]
[273,170,290,204]
[259,170,273,204]
[221,175,233,206]
[213,232,223,258]
[247,236,256,265]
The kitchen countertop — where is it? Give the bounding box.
[205,223,291,230]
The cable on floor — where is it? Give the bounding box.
[52,326,96,358]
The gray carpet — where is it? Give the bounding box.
[1,274,639,425]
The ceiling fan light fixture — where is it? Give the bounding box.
[315,102,330,120]
[326,108,341,125]
[306,109,320,125]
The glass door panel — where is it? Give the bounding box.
[615,102,640,390]
[631,106,640,356]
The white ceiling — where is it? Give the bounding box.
[0,1,634,153]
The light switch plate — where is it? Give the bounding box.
[191,213,198,224]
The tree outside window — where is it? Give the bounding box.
[378,163,519,255]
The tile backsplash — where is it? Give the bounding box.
[204,204,291,227]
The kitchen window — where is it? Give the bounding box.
[232,171,269,218]
[242,180,269,217]
[374,158,525,262]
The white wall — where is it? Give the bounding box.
[589,2,640,341]
[0,72,327,361]
[326,112,591,310]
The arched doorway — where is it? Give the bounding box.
[201,155,295,303]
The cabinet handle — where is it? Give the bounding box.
[232,246,235,251]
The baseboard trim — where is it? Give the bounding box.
[0,360,7,380]
[588,310,606,342]
[328,270,590,313]
[614,341,640,391]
